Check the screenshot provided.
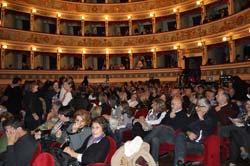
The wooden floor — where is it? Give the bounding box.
[158,153,250,166]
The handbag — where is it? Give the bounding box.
[49,147,80,166]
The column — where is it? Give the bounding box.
[81,0,85,2]
[57,52,61,70]
[105,19,109,36]
[201,43,208,65]
[128,18,132,36]
[229,39,235,63]
[30,50,35,69]
[105,0,108,3]
[201,3,206,24]
[129,52,133,69]
[176,9,181,29]
[1,47,5,69]
[175,10,181,30]
[56,14,61,35]
[177,49,184,69]
[0,5,6,27]
[151,16,156,33]
[152,49,157,68]
[228,0,234,15]
[30,12,35,31]
[81,19,85,36]
[128,0,131,2]
[106,52,109,70]
[82,53,85,70]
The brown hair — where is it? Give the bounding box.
[73,109,91,126]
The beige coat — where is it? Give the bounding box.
[111,142,155,166]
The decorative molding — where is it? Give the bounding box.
[5,0,217,20]
[0,9,250,54]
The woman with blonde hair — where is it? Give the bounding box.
[56,109,92,150]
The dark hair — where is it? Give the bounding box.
[12,77,21,84]
[91,116,108,134]
[58,105,74,118]
[2,117,25,129]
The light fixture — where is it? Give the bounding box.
[106,49,109,54]
[197,41,203,47]
[173,8,178,13]
[81,16,85,20]
[32,8,36,13]
[57,13,61,17]
[58,48,62,53]
[196,0,202,5]
[127,15,131,19]
[222,36,228,41]
[105,16,108,21]
[2,2,7,7]
[2,45,7,49]
[32,47,37,51]
[128,50,132,54]
[150,13,154,17]
[82,50,86,54]
[173,45,179,50]
[151,48,155,52]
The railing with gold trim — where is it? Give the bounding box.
[4,0,217,20]
[0,9,249,53]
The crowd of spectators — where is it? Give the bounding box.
[0,75,250,166]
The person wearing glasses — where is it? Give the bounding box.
[174,98,217,166]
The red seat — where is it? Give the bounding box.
[159,134,220,166]
[30,142,42,166]
[220,138,230,159]
[49,141,61,149]
[32,152,55,166]
[87,136,117,166]
[134,108,148,119]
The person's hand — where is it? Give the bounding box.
[63,147,78,158]
[186,131,197,141]
[102,114,111,120]
[215,106,221,112]
[72,123,80,133]
[139,116,145,121]
[55,129,62,138]
[197,110,205,120]
[6,128,18,145]
[34,131,42,140]
[170,111,176,118]
[32,113,39,120]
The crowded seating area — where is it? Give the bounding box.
[0,75,250,166]
[0,0,250,166]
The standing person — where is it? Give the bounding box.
[22,81,43,131]
[1,77,22,117]
[59,78,74,106]
[0,118,37,166]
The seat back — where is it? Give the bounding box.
[203,134,220,166]
[30,142,42,165]
[32,152,55,166]
[104,136,117,163]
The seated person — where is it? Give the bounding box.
[132,98,167,138]
[0,118,37,166]
[63,116,110,166]
[0,112,13,153]
[56,109,92,151]
[174,98,217,166]
[36,101,62,131]
[228,99,250,166]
